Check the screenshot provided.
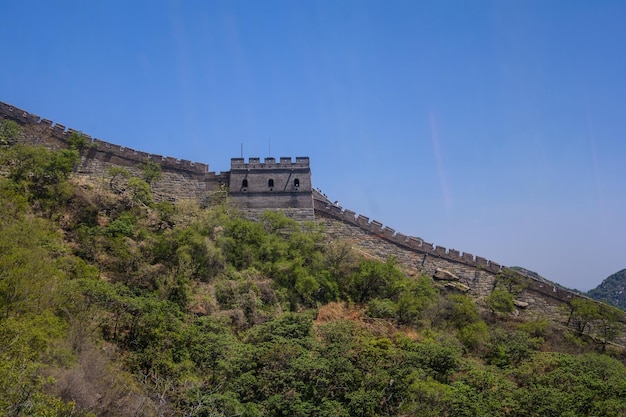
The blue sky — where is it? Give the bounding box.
[1,0,624,290]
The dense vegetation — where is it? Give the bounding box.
[1,137,626,416]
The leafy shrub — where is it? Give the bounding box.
[485,328,542,368]
[438,294,481,329]
[127,177,153,205]
[347,257,404,303]
[67,131,89,152]
[1,145,78,211]
[486,289,514,315]
[517,318,550,338]
[140,158,162,184]
[0,119,21,145]
[105,214,135,237]
[458,321,488,351]
[367,298,398,319]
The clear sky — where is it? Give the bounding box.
[1,0,624,291]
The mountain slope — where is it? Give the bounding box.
[587,269,626,310]
[1,140,626,416]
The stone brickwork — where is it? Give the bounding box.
[239,208,315,223]
[229,157,313,210]
[0,101,228,202]
[0,101,313,211]
[313,195,626,344]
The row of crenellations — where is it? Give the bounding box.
[0,101,216,175]
[230,157,310,170]
[312,198,502,273]
[312,197,612,309]
[314,197,608,308]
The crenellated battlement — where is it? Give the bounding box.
[230,156,310,170]
[0,99,311,208]
[313,195,504,274]
[0,101,217,177]
[91,138,211,174]
[310,190,610,321]
[228,155,313,212]
[0,101,42,124]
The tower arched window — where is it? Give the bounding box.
[294,179,300,188]
[268,179,274,188]
[242,179,248,188]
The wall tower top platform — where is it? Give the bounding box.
[228,157,313,210]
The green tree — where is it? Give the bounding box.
[458,321,489,351]
[0,181,94,415]
[127,177,153,205]
[1,145,78,211]
[67,131,90,153]
[401,375,454,417]
[347,257,404,303]
[367,298,398,319]
[513,352,626,416]
[140,158,162,185]
[566,297,600,334]
[219,217,267,270]
[395,276,438,325]
[438,293,481,329]
[494,269,527,295]
[0,215,66,317]
[485,328,542,368]
[261,210,299,235]
[105,213,136,237]
[0,119,21,145]
[453,359,517,416]
[594,303,623,351]
[486,289,515,316]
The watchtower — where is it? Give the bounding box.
[228,157,313,218]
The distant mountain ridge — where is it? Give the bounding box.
[587,269,626,311]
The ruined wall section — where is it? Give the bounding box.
[0,101,228,201]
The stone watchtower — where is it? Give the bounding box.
[228,157,314,221]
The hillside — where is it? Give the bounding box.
[1,127,626,415]
[588,269,626,311]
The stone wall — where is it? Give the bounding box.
[0,101,228,202]
[0,101,316,208]
[239,208,315,223]
[313,195,626,344]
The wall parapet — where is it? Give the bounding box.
[0,100,222,177]
[230,156,310,170]
[312,195,500,269]
[312,193,595,306]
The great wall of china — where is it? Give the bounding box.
[1,100,624,344]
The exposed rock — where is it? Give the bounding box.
[433,268,460,281]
